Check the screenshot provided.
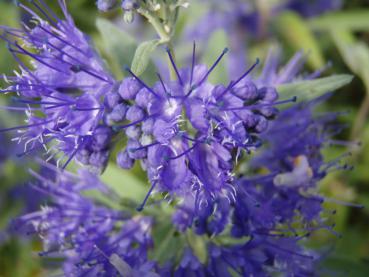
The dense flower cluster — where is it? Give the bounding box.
[0,0,115,172]
[114,46,295,213]
[14,163,157,276]
[0,1,359,277]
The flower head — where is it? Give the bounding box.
[14,162,156,276]
[0,0,117,171]
[114,45,292,218]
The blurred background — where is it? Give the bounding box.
[1,0,369,276]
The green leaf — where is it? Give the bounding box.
[203,30,229,84]
[277,74,353,102]
[96,18,137,77]
[0,238,42,277]
[322,255,369,277]
[309,10,369,32]
[275,12,324,70]
[330,30,369,89]
[101,162,147,202]
[131,39,160,76]
[149,223,184,265]
[0,2,19,76]
[186,229,208,264]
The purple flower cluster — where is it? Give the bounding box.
[14,163,157,276]
[114,46,293,214]
[161,238,316,276]
[0,0,117,172]
[16,161,320,276]
[0,1,358,277]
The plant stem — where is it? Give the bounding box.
[137,8,170,43]
[351,90,369,139]
[137,4,180,80]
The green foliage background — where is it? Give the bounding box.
[1,0,369,276]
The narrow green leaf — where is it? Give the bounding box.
[150,223,184,265]
[275,12,324,70]
[277,74,353,102]
[203,30,229,84]
[101,163,147,202]
[96,18,137,76]
[330,30,369,89]
[323,255,369,277]
[0,2,18,75]
[186,230,208,264]
[309,10,369,32]
[131,39,160,76]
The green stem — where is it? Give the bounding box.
[351,90,369,139]
[137,8,170,43]
[137,4,180,80]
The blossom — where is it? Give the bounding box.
[207,237,316,276]
[247,95,352,230]
[0,1,360,276]
[13,162,157,276]
[0,0,116,171]
[113,45,294,219]
[160,237,316,276]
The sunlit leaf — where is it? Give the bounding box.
[309,10,369,32]
[275,12,324,70]
[330,30,369,89]
[277,74,353,102]
[131,39,160,76]
[187,229,208,264]
[96,18,137,77]
[0,2,18,75]
[101,162,147,202]
[150,222,184,265]
[203,30,229,84]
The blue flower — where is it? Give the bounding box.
[14,162,157,276]
[113,45,289,217]
[234,94,355,238]
[0,1,117,171]
[207,236,316,276]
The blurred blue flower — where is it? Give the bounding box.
[14,162,157,276]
